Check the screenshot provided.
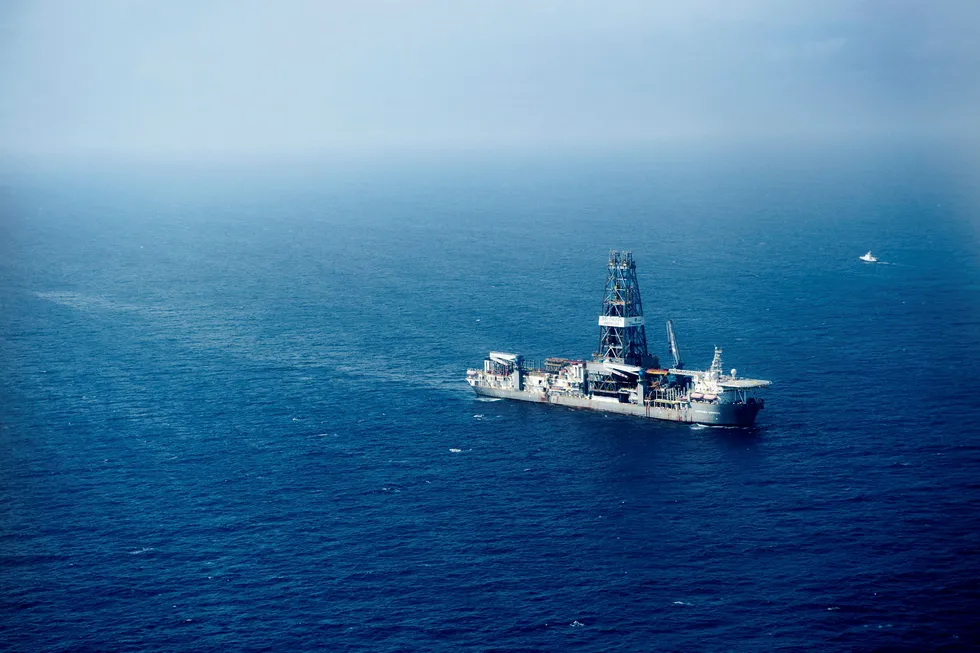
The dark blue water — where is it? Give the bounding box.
[3,144,980,651]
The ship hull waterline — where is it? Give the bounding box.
[472,385,762,427]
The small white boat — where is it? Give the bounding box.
[859,251,878,262]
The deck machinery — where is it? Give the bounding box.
[466,251,771,426]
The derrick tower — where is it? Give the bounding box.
[596,250,653,367]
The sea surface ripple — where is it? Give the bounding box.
[2,145,979,651]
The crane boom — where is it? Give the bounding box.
[666,319,683,369]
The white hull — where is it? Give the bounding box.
[470,384,763,426]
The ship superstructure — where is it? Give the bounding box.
[466,251,771,426]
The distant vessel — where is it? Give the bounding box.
[466,251,771,426]
[859,251,878,262]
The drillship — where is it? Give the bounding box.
[466,250,771,426]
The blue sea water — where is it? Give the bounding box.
[2,143,980,651]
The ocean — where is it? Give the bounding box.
[2,142,979,651]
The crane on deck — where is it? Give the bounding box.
[666,319,683,369]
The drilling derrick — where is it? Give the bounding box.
[595,250,654,367]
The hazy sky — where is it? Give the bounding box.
[1,0,978,157]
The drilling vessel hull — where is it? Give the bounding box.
[466,251,771,427]
[472,385,762,426]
